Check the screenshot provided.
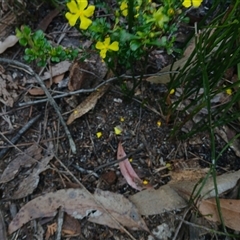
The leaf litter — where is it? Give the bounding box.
[12,153,54,199]
[0,144,42,184]
[9,188,149,234]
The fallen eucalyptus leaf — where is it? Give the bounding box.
[9,188,148,234]
[117,142,143,191]
[67,85,109,125]
[198,198,240,231]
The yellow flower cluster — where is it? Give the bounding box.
[182,0,203,8]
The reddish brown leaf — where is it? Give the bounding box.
[117,142,143,191]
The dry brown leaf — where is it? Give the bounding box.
[170,170,240,201]
[9,188,148,234]
[130,170,240,216]
[129,185,187,216]
[0,144,42,183]
[89,189,149,231]
[68,52,108,91]
[62,214,81,237]
[0,35,18,54]
[27,61,71,83]
[12,154,54,199]
[67,85,109,125]
[28,87,45,96]
[198,198,240,231]
[53,73,64,84]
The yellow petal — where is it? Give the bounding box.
[100,49,107,59]
[77,0,88,10]
[192,0,202,8]
[226,89,232,95]
[96,132,102,138]
[104,37,111,47]
[114,126,123,135]
[79,15,92,30]
[96,41,105,50]
[120,1,128,16]
[109,41,119,51]
[143,180,149,185]
[182,0,191,8]
[67,0,79,13]
[65,12,79,26]
[84,5,95,17]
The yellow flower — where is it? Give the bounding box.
[143,180,149,185]
[153,7,169,28]
[96,37,119,59]
[65,0,95,30]
[96,132,102,138]
[120,117,125,122]
[169,89,175,95]
[120,1,128,17]
[157,120,161,127]
[226,88,232,95]
[182,0,203,8]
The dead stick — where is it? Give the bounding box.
[0,58,76,154]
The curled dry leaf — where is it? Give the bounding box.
[198,198,240,231]
[117,142,143,191]
[67,85,109,125]
[9,188,148,234]
[0,35,18,54]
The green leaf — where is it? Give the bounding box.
[19,38,28,46]
[22,25,31,36]
[15,28,23,38]
[130,40,141,51]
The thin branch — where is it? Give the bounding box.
[18,71,179,107]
